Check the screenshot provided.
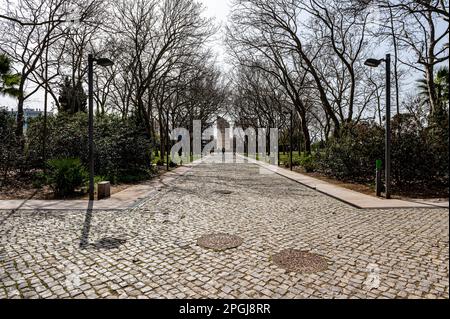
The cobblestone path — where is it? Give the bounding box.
[1,158,448,298]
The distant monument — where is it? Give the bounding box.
[216,116,231,152]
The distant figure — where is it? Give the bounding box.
[222,147,225,154]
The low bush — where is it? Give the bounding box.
[299,154,316,172]
[27,113,153,183]
[316,122,384,183]
[156,159,165,166]
[0,109,24,186]
[169,161,178,168]
[282,153,316,172]
[316,115,449,188]
[31,171,48,189]
[46,158,88,197]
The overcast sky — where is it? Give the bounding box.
[200,0,232,69]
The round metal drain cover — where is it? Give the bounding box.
[272,249,328,273]
[197,233,243,251]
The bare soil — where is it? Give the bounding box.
[294,168,448,201]
[0,166,170,200]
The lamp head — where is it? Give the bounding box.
[364,58,382,68]
[95,57,114,67]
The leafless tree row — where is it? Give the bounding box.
[0,0,227,155]
[226,0,449,153]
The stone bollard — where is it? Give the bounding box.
[97,181,111,200]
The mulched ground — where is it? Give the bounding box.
[299,170,448,200]
[0,168,169,200]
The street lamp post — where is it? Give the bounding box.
[289,108,293,171]
[365,54,391,199]
[88,54,114,201]
[166,108,170,171]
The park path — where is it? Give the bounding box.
[0,156,448,298]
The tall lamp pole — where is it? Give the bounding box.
[166,108,170,171]
[289,108,293,171]
[385,54,391,199]
[365,54,391,199]
[88,54,114,201]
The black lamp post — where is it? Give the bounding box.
[289,108,293,171]
[365,54,391,199]
[88,54,114,201]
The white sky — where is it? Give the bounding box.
[200,0,232,69]
[201,0,231,23]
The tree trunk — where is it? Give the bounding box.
[426,64,438,114]
[158,111,165,159]
[299,111,311,155]
[16,96,24,137]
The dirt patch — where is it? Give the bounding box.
[0,182,133,200]
[0,166,175,200]
[297,169,448,200]
[300,171,376,196]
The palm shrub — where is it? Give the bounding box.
[46,158,88,197]
[0,53,20,97]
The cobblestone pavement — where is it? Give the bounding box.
[1,158,449,299]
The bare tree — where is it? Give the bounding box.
[393,0,449,114]
[0,0,101,137]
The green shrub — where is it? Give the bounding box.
[27,113,153,182]
[316,122,385,183]
[299,154,316,173]
[0,109,24,186]
[32,171,48,189]
[46,158,88,197]
[316,115,448,188]
[169,161,177,168]
[115,168,154,183]
[391,113,448,186]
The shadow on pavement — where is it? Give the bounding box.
[79,200,94,249]
[0,190,38,227]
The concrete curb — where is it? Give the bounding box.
[239,154,449,210]
[0,157,206,211]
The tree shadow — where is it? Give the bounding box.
[91,237,127,250]
[79,200,94,249]
[0,190,37,227]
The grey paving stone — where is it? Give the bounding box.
[0,160,448,299]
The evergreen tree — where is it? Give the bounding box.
[58,77,87,114]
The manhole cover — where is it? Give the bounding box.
[214,190,233,195]
[197,233,243,251]
[272,249,328,273]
